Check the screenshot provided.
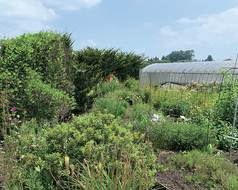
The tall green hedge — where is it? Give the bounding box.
[0,31,75,123]
[73,47,146,112]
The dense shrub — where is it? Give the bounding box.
[130,105,217,151]
[72,47,145,112]
[44,112,157,188]
[93,92,129,118]
[0,31,75,122]
[149,122,217,151]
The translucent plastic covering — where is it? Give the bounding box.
[139,61,238,88]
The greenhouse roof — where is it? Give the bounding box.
[139,61,238,88]
[142,61,237,74]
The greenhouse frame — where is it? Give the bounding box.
[139,61,238,88]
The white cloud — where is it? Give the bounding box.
[0,0,58,21]
[0,0,59,38]
[44,0,101,10]
[81,39,97,47]
[159,7,238,47]
[160,25,177,36]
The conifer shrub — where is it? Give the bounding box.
[72,47,145,112]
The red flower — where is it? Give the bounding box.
[105,78,108,82]
[109,76,113,84]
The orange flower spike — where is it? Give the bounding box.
[109,76,113,84]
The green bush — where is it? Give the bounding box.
[129,102,155,133]
[44,112,157,188]
[0,31,75,123]
[72,47,146,112]
[93,91,130,118]
[153,122,217,151]
[53,137,155,189]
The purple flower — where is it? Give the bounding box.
[11,108,16,111]
[35,136,39,139]
[37,143,42,146]
[13,157,17,159]
[9,120,11,123]
[13,118,18,121]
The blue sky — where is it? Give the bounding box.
[1,0,238,61]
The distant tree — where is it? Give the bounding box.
[205,55,213,61]
[148,56,160,63]
[162,50,194,62]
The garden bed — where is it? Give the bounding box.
[1,142,238,190]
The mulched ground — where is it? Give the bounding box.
[1,142,238,190]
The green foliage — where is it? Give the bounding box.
[161,50,195,62]
[205,55,213,61]
[0,31,75,123]
[156,122,217,151]
[24,69,75,122]
[124,78,138,91]
[172,149,238,189]
[53,137,155,190]
[129,102,155,133]
[44,113,157,188]
[131,114,216,151]
[93,92,129,118]
[214,83,236,125]
[72,47,145,112]
[1,118,56,189]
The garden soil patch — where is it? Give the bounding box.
[155,149,238,190]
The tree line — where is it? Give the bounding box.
[148,50,213,63]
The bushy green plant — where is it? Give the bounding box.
[93,92,129,118]
[0,31,75,123]
[72,47,146,112]
[147,121,217,151]
[51,136,154,190]
[44,113,157,188]
[124,78,139,91]
[214,84,236,125]
[1,116,55,189]
[129,101,156,133]
[87,74,120,100]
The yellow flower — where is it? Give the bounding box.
[98,163,102,169]
[65,156,70,174]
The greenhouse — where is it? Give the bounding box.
[139,60,238,88]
